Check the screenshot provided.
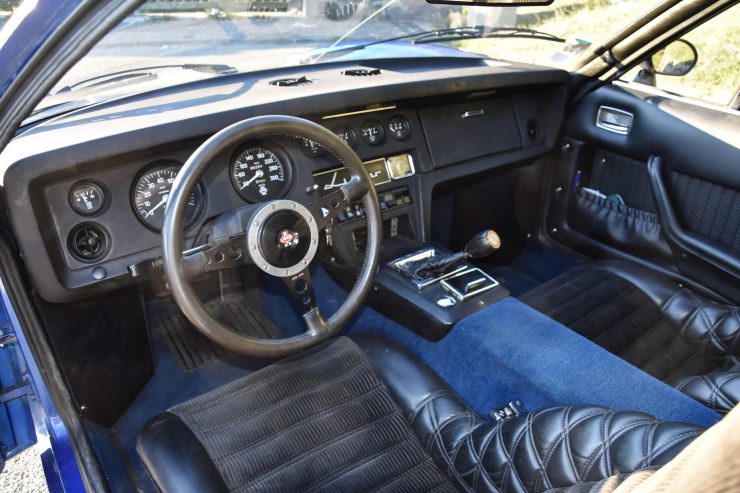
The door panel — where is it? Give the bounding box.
[545,83,740,303]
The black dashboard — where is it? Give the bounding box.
[0,57,568,302]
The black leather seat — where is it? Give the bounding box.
[138,334,702,493]
[521,262,740,414]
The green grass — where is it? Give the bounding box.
[458,0,660,66]
[654,7,739,106]
[457,0,739,106]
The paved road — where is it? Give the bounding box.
[0,448,49,493]
[52,4,456,88]
[5,1,518,91]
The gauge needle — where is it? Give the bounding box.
[241,170,264,189]
[144,194,168,218]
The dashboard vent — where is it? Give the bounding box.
[269,76,314,87]
[342,68,382,77]
[69,224,108,261]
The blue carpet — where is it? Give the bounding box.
[508,240,583,284]
[262,266,721,429]
[105,322,269,492]
[478,240,584,297]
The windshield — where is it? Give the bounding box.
[9,0,662,116]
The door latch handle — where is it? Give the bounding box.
[596,106,633,135]
[461,109,485,119]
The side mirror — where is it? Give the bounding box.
[651,39,698,77]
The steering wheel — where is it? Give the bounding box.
[161,116,382,357]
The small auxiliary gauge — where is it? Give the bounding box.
[360,120,385,146]
[70,182,105,215]
[300,138,324,158]
[388,115,412,140]
[333,124,358,149]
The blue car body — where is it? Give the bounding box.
[1,1,90,489]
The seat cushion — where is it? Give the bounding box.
[354,334,703,493]
[139,335,702,493]
[137,336,456,493]
[520,262,740,411]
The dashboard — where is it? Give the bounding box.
[0,57,568,302]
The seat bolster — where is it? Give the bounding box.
[136,412,228,493]
[669,368,740,415]
[350,333,470,421]
[596,260,681,306]
[430,405,701,493]
[351,334,703,493]
[598,261,740,363]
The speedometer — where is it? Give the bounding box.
[231,146,290,202]
[132,164,204,231]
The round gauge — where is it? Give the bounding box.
[333,124,358,149]
[231,146,290,202]
[300,138,324,158]
[132,164,204,231]
[70,182,105,215]
[360,120,385,146]
[388,115,412,140]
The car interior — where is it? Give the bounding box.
[0,0,738,492]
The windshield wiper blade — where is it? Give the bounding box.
[412,26,565,44]
[305,26,564,63]
[56,63,238,94]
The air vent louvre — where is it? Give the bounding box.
[342,68,382,77]
[269,76,314,87]
[69,224,107,261]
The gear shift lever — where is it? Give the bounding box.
[399,230,501,281]
[462,230,502,258]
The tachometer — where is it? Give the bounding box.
[132,164,204,231]
[231,146,290,202]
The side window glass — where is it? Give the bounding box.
[627,5,739,107]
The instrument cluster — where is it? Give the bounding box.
[63,113,416,236]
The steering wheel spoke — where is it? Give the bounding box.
[281,268,317,314]
[281,269,330,336]
[182,234,249,278]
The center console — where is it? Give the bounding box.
[365,232,509,341]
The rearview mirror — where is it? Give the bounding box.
[651,39,698,77]
[426,0,553,6]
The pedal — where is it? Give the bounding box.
[490,400,524,422]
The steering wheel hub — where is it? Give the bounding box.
[247,199,319,277]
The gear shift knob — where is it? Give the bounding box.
[463,230,501,258]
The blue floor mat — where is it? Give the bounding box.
[106,321,271,491]
[262,266,720,429]
[478,240,584,297]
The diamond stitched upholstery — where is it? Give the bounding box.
[669,368,740,415]
[410,396,700,493]
[353,334,703,493]
[661,289,740,367]
[521,263,740,410]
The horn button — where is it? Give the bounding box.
[259,210,311,268]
